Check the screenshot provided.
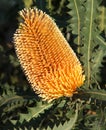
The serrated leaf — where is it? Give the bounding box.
[80,0,106,88]
[67,0,85,53]
[19,101,53,123]
[47,109,78,130]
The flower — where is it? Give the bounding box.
[14,8,85,101]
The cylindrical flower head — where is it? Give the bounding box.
[14,8,85,101]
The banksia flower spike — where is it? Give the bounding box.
[14,8,85,101]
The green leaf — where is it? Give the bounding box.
[97,3,106,33]
[67,0,106,88]
[67,0,86,53]
[85,88,106,101]
[80,0,106,88]
[47,109,78,130]
[19,101,53,123]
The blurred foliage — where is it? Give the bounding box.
[0,0,106,130]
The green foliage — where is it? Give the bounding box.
[46,108,78,130]
[19,101,53,123]
[0,0,106,129]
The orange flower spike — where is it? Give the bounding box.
[14,8,85,101]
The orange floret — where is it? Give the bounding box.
[14,8,85,101]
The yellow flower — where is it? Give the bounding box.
[14,8,85,101]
